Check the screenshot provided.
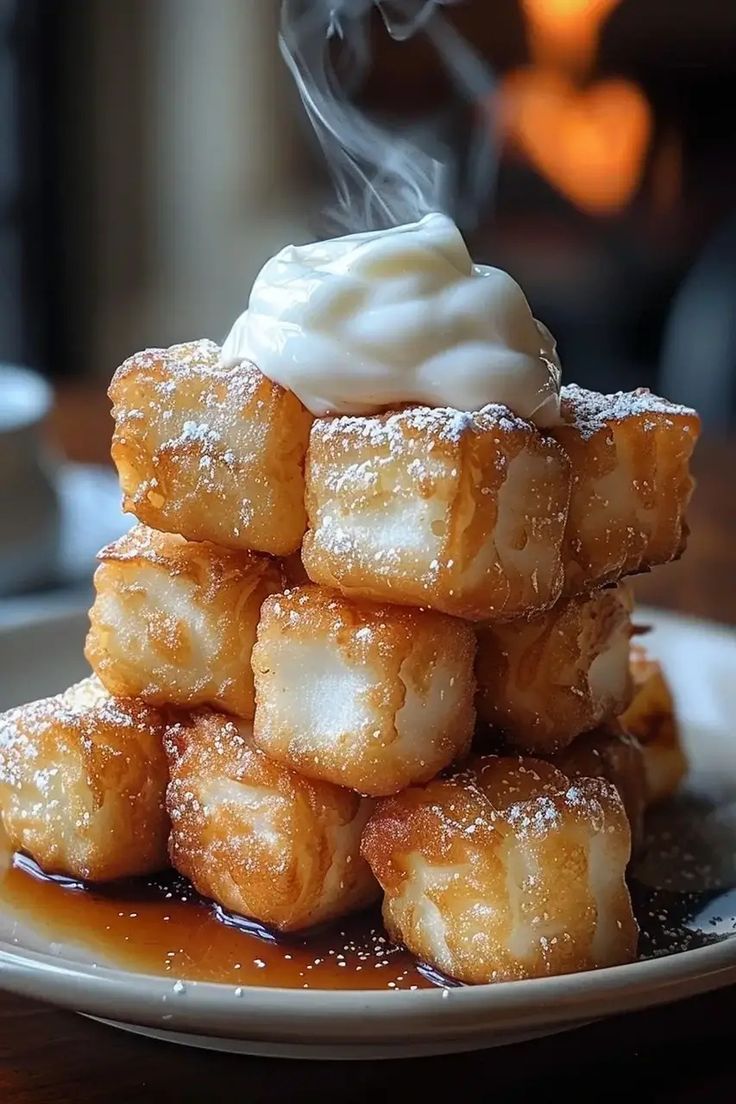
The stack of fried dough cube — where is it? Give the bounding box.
[0,339,700,984]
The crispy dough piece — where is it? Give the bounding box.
[362,755,637,984]
[552,385,700,595]
[552,723,647,852]
[303,404,571,621]
[475,584,633,754]
[251,585,477,796]
[620,646,687,804]
[85,525,282,719]
[165,711,378,932]
[109,340,313,555]
[0,677,169,881]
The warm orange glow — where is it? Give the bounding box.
[502,69,652,215]
[522,0,621,71]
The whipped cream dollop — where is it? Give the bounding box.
[220,212,561,424]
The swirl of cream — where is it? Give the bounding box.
[220,213,561,425]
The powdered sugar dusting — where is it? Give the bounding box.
[110,342,265,508]
[0,677,166,801]
[108,339,311,554]
[426,756,618,844]
[313,402,530,455]
[114,341,258,398]
[96,523,183,568]
[0,677,162,753]
[94,523,267,583]
[561,384,699,440]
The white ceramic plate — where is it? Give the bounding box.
[0,603,735,1060]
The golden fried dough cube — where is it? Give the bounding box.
[109,340,313,555]
[552,723,647,852]
[475,584,634,754]
[552,385,700,595]
[85,525,281,719]
[362,756,637,984]
[251,586,476,796]
[165,710,378,932]
[0,677,169,881]
[620,646,686,804]
[303,405,571,621]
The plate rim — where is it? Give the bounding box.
[1,934,735,1043]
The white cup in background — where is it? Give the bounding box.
[0,365,61,597]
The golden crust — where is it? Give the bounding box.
[620,646,686,804]
[475,584,634,754]
[109,340,313,555]
[85,525,282,719]
[552,723,647,852]
[251,585,477,796]
[361,755,637,984]
[303,404,571,621]
[165,710,378,932]
[0,677,170,881]
[552,386,700,595]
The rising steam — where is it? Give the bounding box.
[279,0,496,232]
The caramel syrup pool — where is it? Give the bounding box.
[0,854,447,991]
[2,823,734,991]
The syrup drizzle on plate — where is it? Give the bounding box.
[0,854,446,991]
[1,793,733,991]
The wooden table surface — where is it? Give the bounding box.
[1,393,733,1103]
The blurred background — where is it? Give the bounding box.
[0,0,734,609]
